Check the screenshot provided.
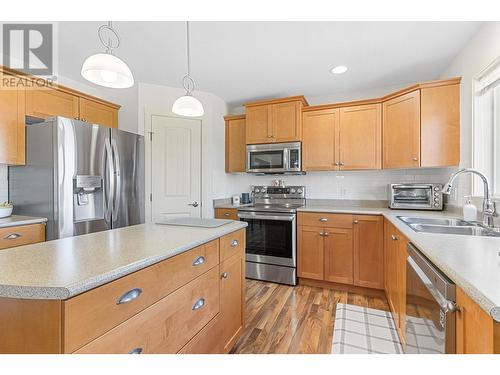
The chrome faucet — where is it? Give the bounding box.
[442,168,497,227]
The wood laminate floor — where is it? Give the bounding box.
[231,279,390,354]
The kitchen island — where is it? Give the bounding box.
[0,221,247,354]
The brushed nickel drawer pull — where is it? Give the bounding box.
[192,256,205,266]
[319,218,328,222]
[4,233,22,240]
[117,288,142,305]
[230,239,238,247]
[391,234,399,241]
[224,212,230,217]
[192,298,205,310]
[221,272,228,279]
[129,347,143,354]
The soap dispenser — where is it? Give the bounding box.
[463,196,477,222]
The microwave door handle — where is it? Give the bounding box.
[283,148,289,170]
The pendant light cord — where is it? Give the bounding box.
[182,21,196,94]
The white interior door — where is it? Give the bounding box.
[151,115,201,222]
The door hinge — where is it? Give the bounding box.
[149,193,152,202]
[148,132,154,141]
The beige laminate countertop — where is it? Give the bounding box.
[297,203,500,322]
[0,215,47,229]
[0,221,247,300]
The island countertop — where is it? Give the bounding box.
[0,221,247,300]
[297,203,500,323]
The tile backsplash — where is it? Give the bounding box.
[0,165,7,203]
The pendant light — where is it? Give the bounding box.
[81,21,134,89]
[172,21,204,117]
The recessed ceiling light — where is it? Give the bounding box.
[330,65,348,75]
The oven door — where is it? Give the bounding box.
[391,185,433,209]
[237,211,296,267]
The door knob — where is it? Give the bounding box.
[188,201,199,207]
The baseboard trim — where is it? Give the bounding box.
[298,278,386,298]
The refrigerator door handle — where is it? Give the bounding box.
[111,137,121,220]
[104,137,115,223]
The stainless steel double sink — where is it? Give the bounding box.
[398,216,500,237]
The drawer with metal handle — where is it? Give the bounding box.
[297,212,353,228]
[63,239,220,353]
[220,229,245,261]
[0,223,45,250]
[74,266,220,354]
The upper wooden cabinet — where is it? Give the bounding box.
[339,104,382,170]
[0,73,26,165]
[26,88,79,120]
[420,83,460,167]
[383,90,421,169]
[79,98,118,128]
[302,103,382,171]
[302,108,338,171]
[224,115,246,173]
[383,79,461,169]
[245,96,307,144]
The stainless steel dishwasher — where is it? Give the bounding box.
[405,243,457,354]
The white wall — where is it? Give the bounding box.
[138,82,233,219]
[440,22,500,206]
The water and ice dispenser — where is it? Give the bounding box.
[73,175,104,222]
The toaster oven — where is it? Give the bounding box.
[388,183,443,210]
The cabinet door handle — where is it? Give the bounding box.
[319,232,324,236]
[192,256,205,266]
[353,220,359,224]
[192,298,205,311]
[323,232,329,236]
[129,347,143,354]
[230,239,239,247]
[221,272,228,279]
[339,162,345,166]
[412,157,418,161]
[319,218,328,222]
[4,233,22,240]
[224,213,230,217]
[391,234,399,241]
[117,288,142,305]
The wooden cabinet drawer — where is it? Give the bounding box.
[220,229,245,261]
[215,208,239,220]
[63,239,219,353]
[0,224,45,250]
[297,212,353,228]
[74,266,220,354]
[178,314,223,354]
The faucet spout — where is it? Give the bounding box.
[443,168,497,227]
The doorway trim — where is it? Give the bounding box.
[144,107,203,223]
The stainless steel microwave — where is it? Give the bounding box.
[388,183,443,210]
[246,142,301,174]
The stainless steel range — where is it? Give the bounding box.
[237,185,305,285]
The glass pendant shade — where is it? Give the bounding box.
[172,94,205,117]
[81,53,134,88]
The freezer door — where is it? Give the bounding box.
[110,128,145,229]
[56,117,111,238]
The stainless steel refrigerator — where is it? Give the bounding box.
[9,116,145,240]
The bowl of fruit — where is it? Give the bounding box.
[0,202,13,218]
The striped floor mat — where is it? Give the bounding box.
[332,303,403,354]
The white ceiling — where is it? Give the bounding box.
[57,21,482,106]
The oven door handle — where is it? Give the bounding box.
[392,184,433,189]
[237,213,295,221]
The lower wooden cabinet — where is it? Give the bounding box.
[220,248,245,352]
[353,215,384,289]
[456,287,495,354]
[178,314,223,354]
[297,213,383,290]
[383,218,409,343]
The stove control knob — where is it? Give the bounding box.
[434,186,440,191]
[434,192,439,197]
[434,203,440,207]
[434,198,439,202]
[290,188,296,194]
[297,189,303,194]
[255,189,260,193]
[261,188,266,193]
